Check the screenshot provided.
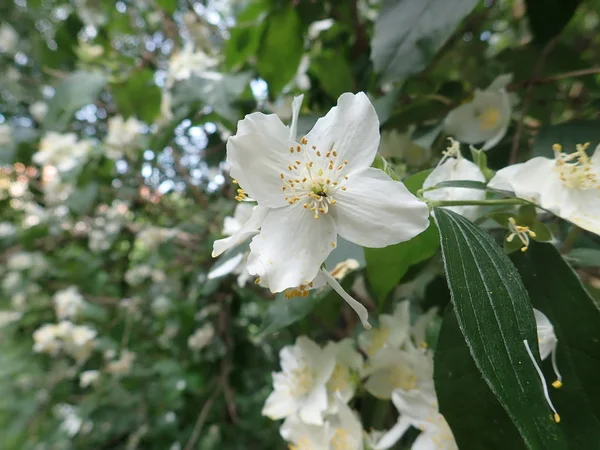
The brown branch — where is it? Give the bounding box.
[508,67,600,90]
[183,381,222,450]
[509,37,558,164]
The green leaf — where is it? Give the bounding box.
[533,121,600,158]
[157,0,177,14]
[171,72,251,123]
[224,0,268,69]
[371,0,478,83]
[512,242,600,437]
[524,0,582,44]
[256,5,303,96]
[427,180,488,191]
[434,207,567,449]
[111,69,161,123]
[310,50,354,99]
[43,71,106,132]
[435,307,527,450]
[470,146,494,181]
[564,248,600,267]
[371,155,401,181]
[66,182,99,215]
[365,170,439,302]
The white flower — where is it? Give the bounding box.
[358,301,411,358]
[378,128,431,167]
[136,226,176,249]
[63,323,97,361]
[534,308,562,388]
[106,350,136,375]
[308,19,335,40]
[79,370,100,388]
[105,115,144,159]
[0,123,13,147]
[222,202,255,236]
[423,138,486,221]
[0,23,18,54]
[223,93,429,324]
[280,414,332,449]
[53,286,85,320]
[7,251,47,276]
[30,101,49,122]
[187,323,215,351]
[443,74,513,150]
[363,346,434,400]
[34,132,92,173]
[33,323,63,355]
[327,397,364,450]
[489,142,600,236]
[0,311,21,328]
[324,339,363,411]
[166,44,217,88]
[374,388,457,450]
[263,336,336,425]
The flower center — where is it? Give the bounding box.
[327,363,350,392]
[553,143,599,190]
[478,107,501,130]
[280,137,349,219]
[290,365,314,397]
[506,217,536,252]
[386,365,417,390]
[288,437,313,450]
[331,428,354,450]
[365,327,390,356]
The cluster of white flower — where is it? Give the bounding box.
[165,44,217,88]
[0,122,13,148]
[124,264,166,286]
[213,93,431,328]
[54,403,92,438]
[104,115,145,160]
[88,201,131,252]
[187,323,215,351]
[2,251,48,310]
[262,301,455,450]
[105,349,136,376]
[0,23,18,54]
[33,321,97,361]
[135,226,176,250]
[79,369,100,388]
[53,286,86,320]
[33,132,92,173]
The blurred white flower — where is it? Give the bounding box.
[0,222,16,239]
[0,23,18,53]
[280,414,331,449]
[0,123,13,147]
[362,346,434,400]
[358,301,411,358]
[489,143,600,236]
[444,74,513,150]
[294,55,311,91]
[263,336,336,425]
[33,323,63,355]
[62,322,97,361]
[30,101,49,122]
[324,339,363,412]
[7,251,48,276]
[166,44,217,88]
[34,132,92,173]
[378,128,431,167]
[77,40,104,60]
[2,271,22,292]
[0,311,22,328]
[106,350,136,375]
[104,115,144,160]
[55,403,85,437]
[308,19,335,40]
[423,138,486,221]
[79,370,100,388]
[187,323,215,350]
[53,286,85,320]
[124,266,151,285]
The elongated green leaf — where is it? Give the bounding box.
[111,69,161,123]
[434,207,567,449]
[371,0,478,83]
[524,0,582,44]
[435,307,527,450]
[512,242,600,446]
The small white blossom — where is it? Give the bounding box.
[187,323,215,351]
[263,336,336,425]
[0,311,21,328]
[7,251,47,277]
[79,370,100,388]
[34,132,92,173]
[106,350,136,375]
[33,323,63,355]
[30,101,49,122]
[53,286,85,320]
[489,143,600,236]
[324,339,363,412]
[104,115,144,160]
[0,23,18,54]
[136,226,176,249]
[0,222,16,239]
[166,44,217,88]
[358,301,411,358]
[444,74,513,150]
[423,138,486,221]
[0,123,13,147]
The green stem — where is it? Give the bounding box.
[427,198,528,208]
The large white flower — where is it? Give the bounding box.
[263,336,336,425]
[423,139,486,221]
[374,388,457,450]
[226,92,430,293]
[489,143,600,235]
[358,300,411,358]
[34,132,92,173]
[363,346,434,400]
[443,74,513,150]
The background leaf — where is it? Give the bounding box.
[524,0,582,43]
[533,121,600,158]
[111,69,162,123]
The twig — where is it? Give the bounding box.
[183,383,222,450]
[218,297,239,423]
[508,67,600,90]
[509,37,558,164]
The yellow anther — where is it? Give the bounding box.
[325,152,331,158]
[232,179,238,184]
[552,380,563,389]
[254,278,261,285]
[301,137,308,145]
[554,413,561,423]
[552,143,562,152]
[316,151,321,156]
[341,186,347,191]
[332,151,337,157]
[289,147,294,153]
[295,160,301,165]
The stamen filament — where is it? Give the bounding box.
[523,339,561,423]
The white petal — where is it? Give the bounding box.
[320,269,371,329]
[289,95,304,141]
[486,73,513,91]
[489,157,555,206]
[212,206,268,257]
[227,132,295,208]
[236,112,289,141]
[332,167,430,248]
[262,383,300,420]
[305,92,380,174]
[207,253,244,279]
[487,164,522,192]
[299,385,328,425]
[247,203,337,292]
[373,419,412,450]
[565,189,600,235]
[482,90,511,150]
